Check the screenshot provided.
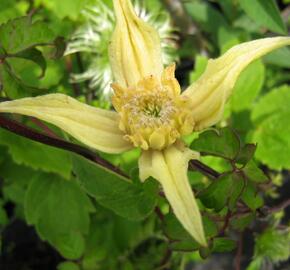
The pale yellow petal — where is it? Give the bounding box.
[0,94,133,153]
[139,143,206,246]
[182,37,290,130]
[109,0,163,87]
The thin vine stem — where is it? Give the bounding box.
[0,114,223,180]
[0,114,128,178]
[189,160,221,179]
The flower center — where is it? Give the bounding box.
[143,103,161,117]
[111,65,195,150]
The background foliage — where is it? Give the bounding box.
[0,0,289,269]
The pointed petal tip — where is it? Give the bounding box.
[0,94,132,154]
[183,36,290,130]
[195,233,208,247]
[139,144,206,246]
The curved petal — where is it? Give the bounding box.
[139,143,206,246]
[109,0,163,87]
[0,94,133,153]
[182,37,290,130]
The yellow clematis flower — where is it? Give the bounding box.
[1,0,290,246]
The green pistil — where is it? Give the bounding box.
[143,104,161,117]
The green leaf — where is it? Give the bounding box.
[201,156,232,174]
[217,26,240,53]
[82,217,109,268]
[212,238,237,252]
[3,182,27,205]
[199,246,211,259]
[0,206,8,226]
[113,218,156,260]
[203,216,219,238]
[229,60,265,112]
[0,0,28,25]
[164,213,217,241]
[198,175,232,211]
[264,47,290,68]
[57,262,80,270]
[185,1,227,37]
[0,153,37,207]
[239,0,286,34]
[163,212,192,241]
[53,232,85,260]
[162,213,218,239]
[170,240,199,252]
[37,0,88,20]
[241,183,263,210]
[12,48,47,78]
[231,213,255,231]
[190,55,208,83]
[252,112,290,170]
[191,127,240,160]
[251,85,290,170]
[199,171,246,211]
[163,213,217,251]
[233,15,262,33]
[0,62,46,98]
[0,16,55,54]
[246,258,263,270]
[218,0,237,21]
[243,160,269,183]
[228,173,245,210]
[25,173,93,259]
[72,154,158,221]
[0,155,37,183]
[252,85,290,121]
[0,16,64,97]
[236,144,257,165]
[0,129,72,179]
[7,58,65,89]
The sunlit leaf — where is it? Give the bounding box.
[251,85,290,170]
[0,129,72,179]
[25,173,93,259]
[13,48,47,78]
[229,60,265,112]
[0,62,46,98]
[243,160,269,183]
[239,0,286,34]
[36,0,88,20]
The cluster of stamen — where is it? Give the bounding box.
[112,65,195,150]
[125,91,175,127]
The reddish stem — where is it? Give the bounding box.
[234,232,243,270]
[0,115,128,178]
